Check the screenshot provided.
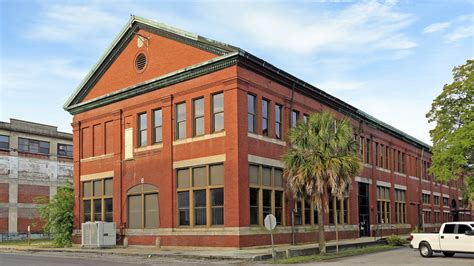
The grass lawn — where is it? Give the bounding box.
[0,239,55,248]
[273,244,401,264]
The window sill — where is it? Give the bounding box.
[394,172,407,177]
[173,131,226,146]
[363,163,373,168]
[80,153,114,162]
[376,167,390,173]
[134,143,163,153]
[247,132,286,146]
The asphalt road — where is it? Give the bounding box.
[1,247,473,265]
[0,251,246,266]
[314,246,474,266]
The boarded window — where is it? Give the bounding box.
[210,164,224,186]
[145,193,158,228]
[124,128,133,159]
[177,169,190,188]
[249,165,260,185]
[262,167,271,186]
[192,167,206,187]
[128,195,142,229]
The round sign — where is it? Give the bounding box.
[264,214,277,230]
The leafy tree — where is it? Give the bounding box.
[282,111,362,254]
[35,183,74,247]
[426,59,474,202]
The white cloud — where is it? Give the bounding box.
[27,4,122,43]
[422,14,474,43]
[187,1,416,55]
[423,22,451,34]
[0,59,86,92]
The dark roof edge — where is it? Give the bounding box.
[238,50,432,151]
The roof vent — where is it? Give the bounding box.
[135,53,147,72]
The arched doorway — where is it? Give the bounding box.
[127,184,159,229]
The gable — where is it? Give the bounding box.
[81,29,219,102]
[64,16,238,108]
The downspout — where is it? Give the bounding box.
[419,148,424,231]
[289,82,296,245]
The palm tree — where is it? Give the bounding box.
[282,111,362,254]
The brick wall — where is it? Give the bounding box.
[17,184,49,204]
[0,183,8,203]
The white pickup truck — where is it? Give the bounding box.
[410,222,474,257]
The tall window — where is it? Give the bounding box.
[82,178,113,222]
[138,113,147,147]
[395,189,406,224]
[443,197,449,206]
[193,98,205,136]
[153,109,162,143]
[0,135,9,150]
[385,146,390,170]
[365,139,371,164]
[422,193,430,204]
[275,104,282,139]
[176,164,224,226]
[175,102,186,140]
[397,151,402,173]
[423,210,431,224]
[127,184,158,229]
[359,136,364,158]
[303,114,309,123]
[377,186,390,224]
[329,194,349,224]
[58,143,73,157]
[401,153,405,173]
[212,93,224,132]
[262,99,270,136]
[18,138,49,155]
[434,195,440,205]
[249,164,284,225]
[291,110,299,128]
[247,94,256,133]
[375,143,379,167]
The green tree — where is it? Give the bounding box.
[426,59,474,202]
[282,111,362,254]
[35,183,74,247]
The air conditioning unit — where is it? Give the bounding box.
[81,222,116,248]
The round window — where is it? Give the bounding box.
[135,52,147,72]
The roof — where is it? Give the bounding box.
[63,15,431,151]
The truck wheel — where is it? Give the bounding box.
[419,242,433,258]
[442,252,455,257]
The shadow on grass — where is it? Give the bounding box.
[273,244,401,264]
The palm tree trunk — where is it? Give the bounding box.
[318,209,326,254]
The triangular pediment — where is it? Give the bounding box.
[64,16,238,110]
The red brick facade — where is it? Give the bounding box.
[65,17,471,247]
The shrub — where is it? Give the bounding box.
[386,234,407,246]
[35,182,74,247]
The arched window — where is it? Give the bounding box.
[127,184,159,229]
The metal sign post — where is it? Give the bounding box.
[264,214,277,260]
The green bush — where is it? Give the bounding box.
[386,234,407,246]
[35,183,74,247]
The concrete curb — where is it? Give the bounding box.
[0,239,392,262]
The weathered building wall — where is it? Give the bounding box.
[0,119,73,234]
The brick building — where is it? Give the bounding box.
[0,119,73,236]
[63,16,471,247]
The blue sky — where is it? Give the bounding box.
[0,0,473,144]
